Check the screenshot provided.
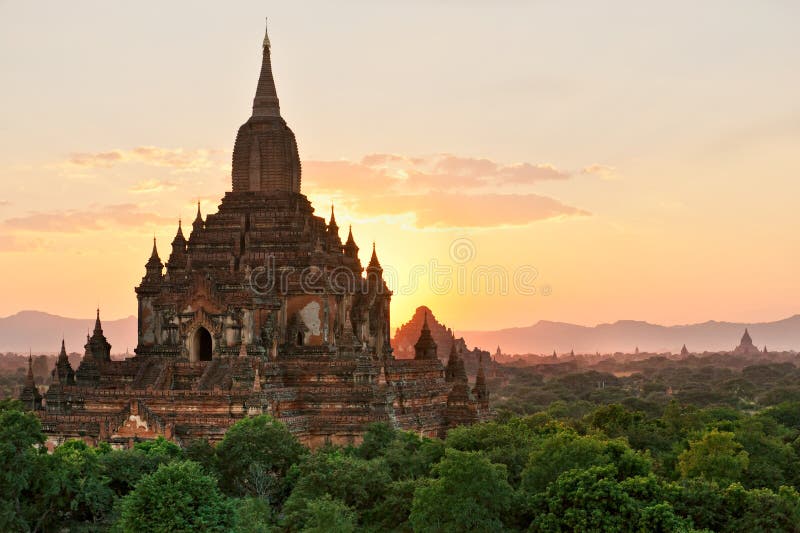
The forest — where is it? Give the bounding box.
[3,354,800,532]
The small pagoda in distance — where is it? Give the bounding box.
[732,328,762,356]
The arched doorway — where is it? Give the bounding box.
[192,327,213,362]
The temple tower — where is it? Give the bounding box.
[231,19,301,194]
[19,352,42,411]
[414,312,438,360]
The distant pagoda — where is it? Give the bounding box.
[732,328,761,356]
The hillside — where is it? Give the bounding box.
[0,311,137,355]
[460,315,800,355]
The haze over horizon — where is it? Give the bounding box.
[1,2,799,331]
[3,308,800,356]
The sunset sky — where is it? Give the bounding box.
[1,1,799,332]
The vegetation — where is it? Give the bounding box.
[4,356,800,531]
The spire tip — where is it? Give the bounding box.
[263,17,271,49]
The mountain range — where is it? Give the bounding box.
[459,315,800,355]
[3,309,799,356]
[0,311,137,355]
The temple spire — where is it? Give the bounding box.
[343,224,360,262]
[368,242,382,269]
[414,310,437,360]
[329,205,337,228]
[59,337,68,362]
[192,202,204,234]
[94,308,103,335]
[144,236,164,281]
[147,237,161,264]
[252,17,280,118]
[19,349,42,410]
[172,219,186,246]
[26,349,34,385]
[263,17,271,49]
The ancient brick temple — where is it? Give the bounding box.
[30,22,490,449]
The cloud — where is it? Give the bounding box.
[42,148,600,230]
[360,153,412,167]
[0,234,46,252]
[304,153,594,229]
[356,193,589,228]
[499,163,570,183]
[582,164,618,180]
[64,146,221,172]
[129,179,177,194]
[304,160,399,192]
[3,204,173,233]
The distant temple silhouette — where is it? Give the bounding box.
[732,328,761,356]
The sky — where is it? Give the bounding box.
[0,1,799,331]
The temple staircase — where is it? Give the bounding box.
[133,359,165,389]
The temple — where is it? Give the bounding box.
[732,328,761,356]
[28,21,490,449]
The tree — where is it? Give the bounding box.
[355,423,444,481]
[446,419,540,487]
[733,418,796,489]
[301,495,357,533]
[133,435,182,459]
[99,438,181,498]
[722,483,800,531]
[409,449,514,532]
[678,430,749,486]
[233,497,276,533]
[671,479,800,532]
[281,450,392,530]
[49,440,114,525]
[362,479,421,532]
[520,431,651,495]
[184,437,217,472]
[116,460,234,532]
[762,401,800,431]
[530,465,694,532]
[381,430,444,481]
[215,415,307,501]
[356,422,397,460]
[0,400,49,532]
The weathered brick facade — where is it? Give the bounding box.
[30,22,490,449]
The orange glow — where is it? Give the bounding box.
[1,3,799,332]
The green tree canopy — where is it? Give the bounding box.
[521,431,651,495]
[281,450,392,530]
[215,415,307,500]
[300,494,357,533]
[116,460,234,532]
[409,449,514,533]
[529,465,694,532]
[678,429,749,486]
